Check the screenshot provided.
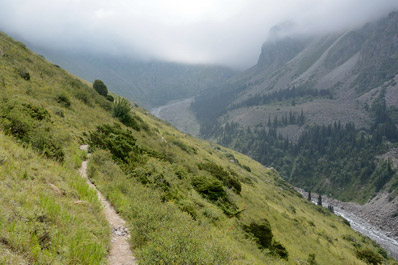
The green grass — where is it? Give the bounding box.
[0,31,396,264]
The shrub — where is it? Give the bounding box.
[88,124,139,163]
[112,97,140,130]
[19,70,30,80]
[271,241,289,260]
[0,100,64,161]
[198,162,241,194]
[56,94,71,107]
[307,253,318,265]
[105,95,114,102]
[172,140,196,154]
[243,219,273,249]
[192,175,226,202]
[177,200,198,220]
[93,79,108,96]
[355,248,383,265]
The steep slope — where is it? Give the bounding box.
[0,32,396,264]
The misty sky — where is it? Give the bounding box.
[1,0,398,68]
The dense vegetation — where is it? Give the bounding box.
[1,31,397,264]
[229,86,333,110]
[200,88,398,203]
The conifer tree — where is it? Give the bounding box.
[317,194,322,206]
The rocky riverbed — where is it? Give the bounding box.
[297,188,398,260]
[151,97,200,136]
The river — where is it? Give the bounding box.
[297,189,398,259]
[151,97,200,136]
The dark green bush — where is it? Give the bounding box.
[355,248,383,265]
[242,165,251,172]
[243,219,273,249]
[105,95,114,102]
[93,79,108,96]
[19,70,30,80]
[243,219,288,259]
[198,162,241,194]
[192,175,237,216]
[56,94,71,107]
[271,241,289,260]
[307,253,318,265]
[88,124,139,163]
[192,175,226,202]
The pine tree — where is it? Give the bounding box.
[308,190,312,201]
[317,194,322,206]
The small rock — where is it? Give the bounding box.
[74,200,88,205]
[112,226,129,237]
[49,184,62,196]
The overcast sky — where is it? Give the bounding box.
[1,0,398,68]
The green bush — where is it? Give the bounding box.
[243,219,273,249]
[19,70,30,80]
[56,94,71,107]
[198,162,241,194]
[307,253,318,265]
[271,241,289,260]
[356,248,383,265]
[93,79,108,96]
[192,175,226,202]
[88,124,139,163]
[105,95,114,102]
[0,100,64,161]
[112,97,140,130]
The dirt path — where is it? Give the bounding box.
[79,145,137,265]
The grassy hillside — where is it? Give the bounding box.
[0,31,396,264]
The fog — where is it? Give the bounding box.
[1,0,398,69]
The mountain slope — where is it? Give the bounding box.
[0,32,395,264]
[28,47,236,108]
[191,11,398,202]
[192,12,398,131]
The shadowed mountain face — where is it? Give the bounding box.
[192,12,398,133]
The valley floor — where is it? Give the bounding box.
[151,97,200,137]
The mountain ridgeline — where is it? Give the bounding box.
[28,47,236,108]
[191,11,398,205]
[1,31,396,264]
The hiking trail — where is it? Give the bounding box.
[79,145,137,265]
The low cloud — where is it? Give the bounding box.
[1,0,398,68]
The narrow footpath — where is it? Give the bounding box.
[79,145,137,265]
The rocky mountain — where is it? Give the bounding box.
[192,12,398,134]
